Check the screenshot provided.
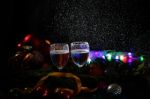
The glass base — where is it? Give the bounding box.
[57,67,63,71]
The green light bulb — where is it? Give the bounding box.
[106,54,112,61]
[120,55,124,61]
[87,58,92,64]
[140,56,144,62]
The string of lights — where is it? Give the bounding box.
[88,50,144,64]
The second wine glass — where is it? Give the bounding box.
[71,42,90,68]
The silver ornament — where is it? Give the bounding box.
[107,83,122,96]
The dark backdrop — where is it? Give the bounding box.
[8,0,150,54]
[3,0,150,98]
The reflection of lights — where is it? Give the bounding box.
[15,51,22,57]
[15,53,21,57]
[107,83,122,95]
[87,58,92,64]
[43,90,48,97]
[45,40,51,45]
[23,53,33,61]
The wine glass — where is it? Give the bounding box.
[50,43,69,71]
[71,42,90,68]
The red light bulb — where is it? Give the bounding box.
[23,34,32,42]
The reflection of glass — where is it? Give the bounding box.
[50,43,69,71]
[71,42,90,68]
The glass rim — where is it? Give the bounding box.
[71,41,89,44]
[50,43,69,46]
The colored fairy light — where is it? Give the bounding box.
[17,43,21,48]
[115,55,119,60]
[120,55,124,61]
[120,55,128,63]
[128,59,132,63]
[99,51,104,57]
[89,50,143,63]
[127,52,133,58]
[128,55,132,58]
[23,34,32,42]
[89,51,95,60]
[123,57,128,63]
[128,52,132,56]
[22,45,32,50]
[140,56,144,62]
[102,55,105,59]
[95,52,98,57]
[92,51,99,59]
[106,53,112,61]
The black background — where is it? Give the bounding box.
[7,0,150,53]
[6,0,150,82]
[3,0,150,98]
